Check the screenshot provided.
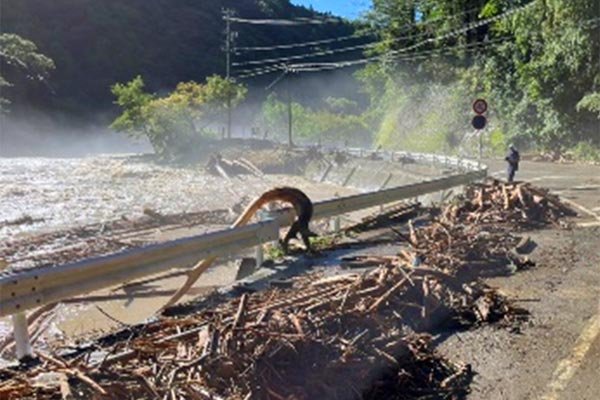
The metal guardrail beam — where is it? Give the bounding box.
[0,152,487,321]
[313,171,484,219]
[0,220,279,317]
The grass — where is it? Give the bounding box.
[263,233,341,261]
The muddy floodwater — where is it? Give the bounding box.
[0,154,346,238]
[0,154,358,356]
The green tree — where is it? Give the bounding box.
[110,75,247,157]
[110,75,154,137]
[258,94,370,145]
[0,33,54,111]
[479,0,600,151]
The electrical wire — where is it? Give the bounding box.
[234,37,510,79]
[292,1,537,71]
[227,16,343,26]
[232,6,485,67]
[234,33,375,52]
[232,40,375,67]
[234,11,600,79]
[289,36,512,72]
[233,5,483,53]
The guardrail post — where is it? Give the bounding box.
[255,210,274,268]
[380,173,393,190]
[342,166,357,186]
[319,163,333,183]
[330,193,342,233]
[12,313,32,359]
[255,243,264,269]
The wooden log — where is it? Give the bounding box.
[232,294,249,331]
[366,276,410,313]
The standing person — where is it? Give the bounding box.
[505,144,520,182]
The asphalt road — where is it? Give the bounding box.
[439,159,600,400]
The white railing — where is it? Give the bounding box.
[0,150,486,359]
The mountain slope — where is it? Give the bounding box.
[1,0,356,116]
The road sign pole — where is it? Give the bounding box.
[479,129,483,161]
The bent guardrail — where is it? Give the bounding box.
[0,150,486,359]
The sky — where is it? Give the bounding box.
[292,0,372,19]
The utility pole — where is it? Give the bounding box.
[223,8,234,139]
[287,69,294,147]
[265,68,294,147]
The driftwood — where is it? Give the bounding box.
[3,179,574,399]
[206,153,263,178]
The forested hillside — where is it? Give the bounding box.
[0,0,356,116]
[359,0,600,156]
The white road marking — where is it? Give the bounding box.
[539,312,600,400]
[527,176,569,183]
[536,193,600,399]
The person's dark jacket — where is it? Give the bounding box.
[505,148,520,171]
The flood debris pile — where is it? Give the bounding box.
[442,178,576,227]
[398,178,576,280]
[0,179,572,399]
[1,254,528,399]
[216,146,326,176]
[205,153,264,179]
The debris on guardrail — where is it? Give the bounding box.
[345,203,421,233]
[5,176,573,399]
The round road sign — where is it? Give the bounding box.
[473,98,488,115]
[472,115,487,130]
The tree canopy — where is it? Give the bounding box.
[360,0,599,155]
[1,0,355,116]
[0,33,54,111]
[2,0,598,159]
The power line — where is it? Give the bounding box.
[234,37,511,79]
[234,1,537,79]
[234,32,374,52]
[289,37,512,72]
[234,5,483,53]
[232,40,374,67]
[231,6,487,68]
[297,1,537,71]
[226,16,343,26]
[233,6,600,81]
